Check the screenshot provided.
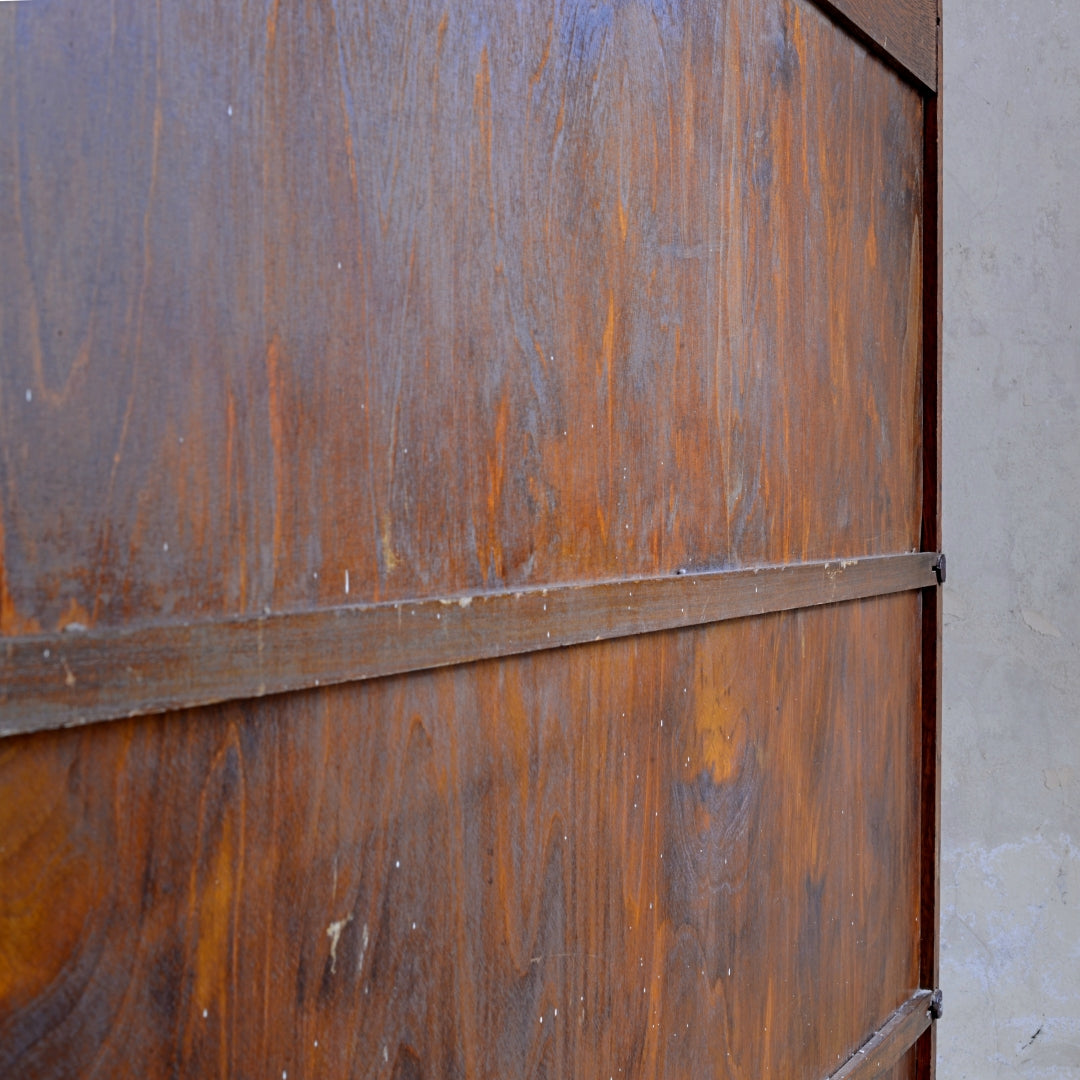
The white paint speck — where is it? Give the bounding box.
[337,261,342,270]
[344,570,349,594]
[314,1040,318,1048]
[25,389,32,402]
[411,921,416,930]
[202,1008,208,1019]
[163,542,169,552]
[326,914,352,974]
[357,922,369,974]
[395,860,401,868]
[43,648,50,659]
[227,104,233,116]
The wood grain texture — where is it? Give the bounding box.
[815,0,937,90]
[0,0,940,1074]
[1,552,940,738]
[0,0,924,639]
[0,594,923,1079]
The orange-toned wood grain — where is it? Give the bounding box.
[0,594,922,1078]
[0,0,939,1074]
[0,0,923,636]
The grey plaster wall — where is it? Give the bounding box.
[940,1,1080,1076]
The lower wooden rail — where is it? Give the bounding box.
[1,551,940,739]
[827,990,938,1080]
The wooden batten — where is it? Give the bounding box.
[1,552,941,739]
[828,991,936,1080]
[815,0,938,89]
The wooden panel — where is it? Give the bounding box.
[0,0,941,1075]
[0,0,924,638]
[0,593,922,1079]
[816,0,937,90]
[0,552,939,738]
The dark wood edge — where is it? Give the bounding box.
[826,990,936,1080]
[0,553,942,739]
[811,0,938,92]
[916,8,943,1079]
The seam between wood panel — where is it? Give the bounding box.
[915,4,943,1076]
[1,552,942,739]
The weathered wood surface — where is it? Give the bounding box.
[0,0,924,639]
[0,552,939,738]
[0,595,923,1079]
[0,0,939,1075]
[818,0,938,90]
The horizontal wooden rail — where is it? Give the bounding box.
[826,989,936,1080]
[814,0,938,91]
[1,552,940,739]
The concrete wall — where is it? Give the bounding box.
[940,1,1080,1076]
